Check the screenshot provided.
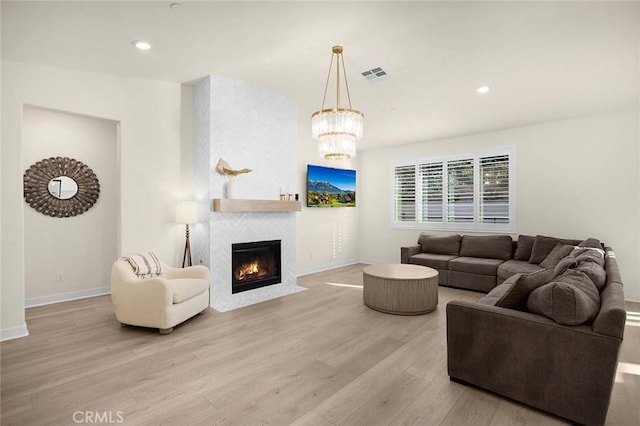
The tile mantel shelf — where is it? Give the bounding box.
[212,198,302,213]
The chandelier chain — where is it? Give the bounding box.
[320,53,335,110]
[340,54,353,109]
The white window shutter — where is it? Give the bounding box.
[447,159,474,223]
[394,165,416,222]
[419,162,443,223]
[479,155,510,224]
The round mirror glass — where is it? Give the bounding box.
[48,176,78,200]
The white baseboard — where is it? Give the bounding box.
[25,287,111,308]
[356,258,389,266]
[296,258,391,277]
[296,259,359,277]
[1,324,29,342]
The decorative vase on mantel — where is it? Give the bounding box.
[226,178,234,199]
[215,158,251,200]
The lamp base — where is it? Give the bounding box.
[182,224,192,268]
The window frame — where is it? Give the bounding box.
[391,146,516,233]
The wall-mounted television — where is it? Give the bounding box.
[307,165,356,207]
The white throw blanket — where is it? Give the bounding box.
[124,252,163,277]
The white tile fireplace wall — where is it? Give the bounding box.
[192,75,305,312]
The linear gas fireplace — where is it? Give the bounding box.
[231,240,281,294]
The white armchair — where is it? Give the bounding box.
[110,257,210,334]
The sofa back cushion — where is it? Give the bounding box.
[495,267,555,309]
[418,234,461,256]
[539,243,574,268]
[513,235,535,261]
[528,235,581,264]
[579,237,602,248]
[459,235,512,260]
[527,270,600,325]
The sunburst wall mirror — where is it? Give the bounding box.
[23,157,100,218]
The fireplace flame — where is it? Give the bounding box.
[237,260,260,281]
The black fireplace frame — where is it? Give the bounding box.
[231,239,282,294]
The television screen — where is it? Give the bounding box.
[307,165,356,207]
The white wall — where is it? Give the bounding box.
[358,110,640,301]
[22,106,118,303]
[295,117,360,275]
[1,61,185,338]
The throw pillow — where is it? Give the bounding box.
[576,261,606,292]
[513,235,535,261]
[528,235,561,264]
[539,243,574,268]
[417,234,462,256]
[578,237,601,248]
[527,270,600,326]
[478,279,516,306]
[572,247,606,267]
[554,256,578,277]
[496,267,555,309]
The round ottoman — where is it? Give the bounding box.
[363,264,439,315]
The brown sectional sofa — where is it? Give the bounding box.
[401,233,583,292]
[401,233,626,425]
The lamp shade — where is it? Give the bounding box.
[175,201,198,224]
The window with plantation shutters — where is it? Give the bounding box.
[479,155,510,224]
[447,159,474,223]
[394,165,416,222]
[419,162,443,223]
[392,147,515,231]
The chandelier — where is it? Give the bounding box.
[311,46,364,160]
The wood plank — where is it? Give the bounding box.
[213,198,301,212]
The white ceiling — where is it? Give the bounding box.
[2,1,638,151]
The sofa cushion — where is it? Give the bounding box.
[578,237,601,248]
[417,234,461,256]
[459,235,512,260]
[513,235,535,261]
[572,247,606,267]
[527,270,600,325]
[528,235,581,264]
[478,275,518,305]
[448,270,497,292]
[528,236,561,264]
[449,257,505,276]
[576,261,606,292]
[409,253,457,270]
[554,256,578,276]
[166,278,210,304]
[539,243,574,268]
[497,260,543,282]
[495,267,555,309]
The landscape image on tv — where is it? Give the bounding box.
[307,165,356,207]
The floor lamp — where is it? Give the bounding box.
[176,201,198,268]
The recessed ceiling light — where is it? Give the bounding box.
[477,86,490,94]
[132,40,152,51]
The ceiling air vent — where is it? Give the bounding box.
[361,67,389,82]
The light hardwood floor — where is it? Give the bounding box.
[2,264,639,425]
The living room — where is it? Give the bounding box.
[1,1,639,425]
